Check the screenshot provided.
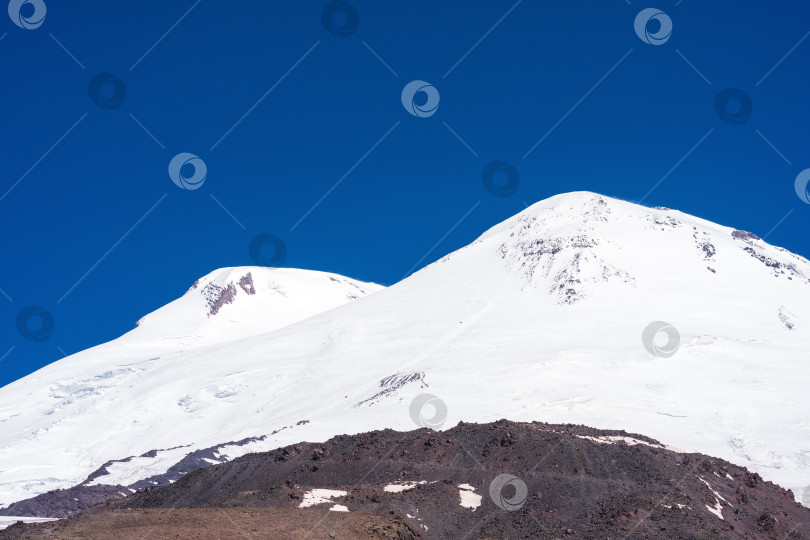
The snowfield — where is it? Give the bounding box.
[0,516,59,530]
[1,192,809,509]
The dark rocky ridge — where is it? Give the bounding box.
[0,426,304,518]
[3,420,808,539]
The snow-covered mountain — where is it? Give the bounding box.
[132,266,382,344]
[0,267,383,507]
[2,192,809,511]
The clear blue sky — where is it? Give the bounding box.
[2,0,810,386]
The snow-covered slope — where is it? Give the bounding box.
[2,192,809,509]
[0,267,383,506]
[132,266,382,344]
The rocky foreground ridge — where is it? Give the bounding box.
[2,420,808,539]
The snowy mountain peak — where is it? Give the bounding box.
[182,266,381,318]
[132,267,384,343]
[438,192,810,306]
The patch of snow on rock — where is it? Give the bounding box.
[0,517,59,530]
[383,481,428,493]
[298,489,347,508]
[458,484,482,511]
